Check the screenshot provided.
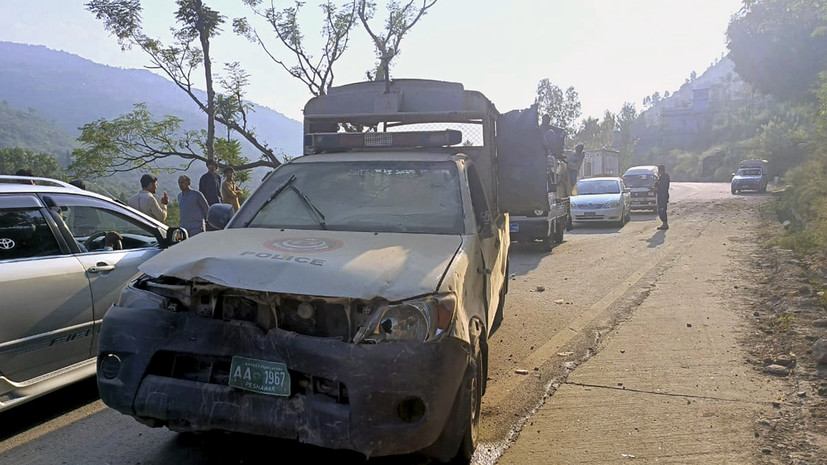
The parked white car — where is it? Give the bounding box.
[570,177,631,226]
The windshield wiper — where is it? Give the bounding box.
[290,185,327,229]
[244,174,296,227]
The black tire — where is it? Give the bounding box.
[731,186,737,195]
[454,332,483,463]
[552,218,564,243]
[491,285,505,335]
[541,229,553,249]
[428,325,484,463]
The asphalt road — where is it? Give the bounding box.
[0,182,765,465]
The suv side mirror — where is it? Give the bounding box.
[164,227,188,247]
[478,210,495,238]
[207,203,234,230]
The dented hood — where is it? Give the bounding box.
[139,228,462,301]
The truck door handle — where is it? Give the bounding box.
[88,262,116,273]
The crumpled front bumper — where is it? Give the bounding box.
[97,304,470,457]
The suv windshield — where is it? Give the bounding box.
[241,160,464,234]
[737,168,762,176]
[622,173,655,187]
[575,179,621,195]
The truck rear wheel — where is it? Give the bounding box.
[552,218,565,243]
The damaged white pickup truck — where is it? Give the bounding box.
[96,79,549,462]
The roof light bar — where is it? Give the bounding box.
[305,130,462,151]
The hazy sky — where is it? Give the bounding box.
[1,0,744,123]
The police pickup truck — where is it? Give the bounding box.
[96,79,549,463]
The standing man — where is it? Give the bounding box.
[655,164,670,230]
[199,160,222,206]
[221,166,244,212]
[177,175,210,236]
[128,174,168,222]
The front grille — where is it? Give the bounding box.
[211,293,373,342]
[279,298,350,341]
[146,352,350,404]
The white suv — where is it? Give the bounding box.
[0,175,182,411]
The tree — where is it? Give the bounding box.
[727,0,827,100]
[81,0,281,178]
[0,147,63,179]
[234,0,359,97]
[615,102,638,167]
[358,0,438,82]
[535,79,581,135]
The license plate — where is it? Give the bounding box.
[229,356,291,396]
[510,223,519,232]
[583,211,597,216]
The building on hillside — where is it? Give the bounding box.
[632,58,750,159]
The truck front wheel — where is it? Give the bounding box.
[429,324,484,463]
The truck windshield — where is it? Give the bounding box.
[622,174,655,187]
[243,160,464,234]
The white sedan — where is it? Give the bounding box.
[569,177,632,226]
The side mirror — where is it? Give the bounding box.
[164,227,188,247]
[207,203,234,230]
[478,211,495,238]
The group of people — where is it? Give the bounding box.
[128,160,244,236]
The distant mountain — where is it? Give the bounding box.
[0,42,302,164]
[0,100,75,159]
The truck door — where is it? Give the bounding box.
[467,164,505,329]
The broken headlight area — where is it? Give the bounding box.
[354,293,456,343]
[122,276,456,344]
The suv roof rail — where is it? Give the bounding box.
[0,175,79,189]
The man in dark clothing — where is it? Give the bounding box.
[199,160,222,206]
[655,164,670,230]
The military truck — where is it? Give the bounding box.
[508,118,584,249]
[96,79,550,463]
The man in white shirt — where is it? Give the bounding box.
[128,174,169,222]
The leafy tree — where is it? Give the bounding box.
[0,147,63,179]
[234,0,359,97]
[82,0,281,178]
[727,0,827,100]
[535,79,581,135]
[358,0,438,81]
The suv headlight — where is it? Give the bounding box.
[354,293,456,343]
[603,199,620,208]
